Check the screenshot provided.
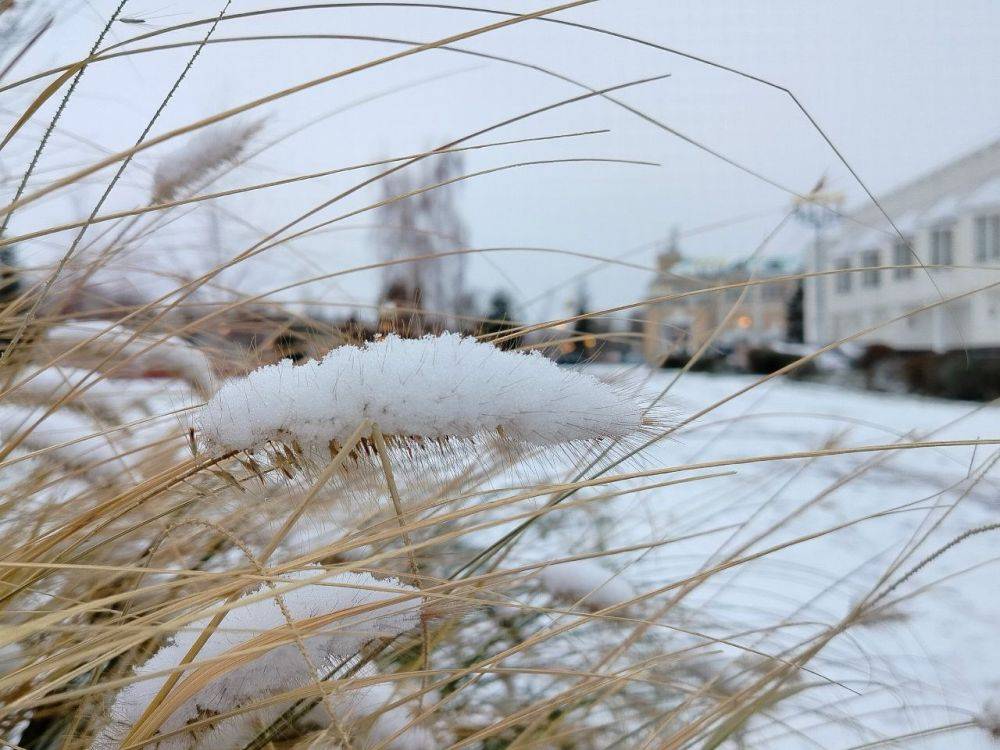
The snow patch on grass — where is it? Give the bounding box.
[96,569,424,749]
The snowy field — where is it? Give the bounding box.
[512,368,1000,749]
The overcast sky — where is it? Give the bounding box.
[4,0,1000,321]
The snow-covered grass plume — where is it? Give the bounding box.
[0,404,126,477]
[539,558,635,612]
[9,366,166,420]
[96,569,426,749]
[151,119,263,203]
[41,320,216,397]
[197,333,645,454]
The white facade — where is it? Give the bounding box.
[805,139,1000,351]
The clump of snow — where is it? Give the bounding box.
[95,569,425,750]
[538,558,635,612]
[300,661,441,750]
[976,695,1000,739]
[0,404,126,477]
[366,696,440,750]
[41,320,216,397]
[196,333,644,453]
[8,366,165,419]
[151,119,263,203]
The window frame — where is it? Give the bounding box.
[860,248,881,288]
[834,257,853,294]
[974,213,1000,262]
[930,225,954,268]
[892,238,914,279]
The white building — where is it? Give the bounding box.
[805,138,1000,352]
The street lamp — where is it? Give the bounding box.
[793,184,844,344]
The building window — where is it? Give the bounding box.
[974,214,1000,262]
[930,227,953,267]
[989,292,1000,317]
[761,282,784,301]
[834,258,852,293]
[861,249,881,287]
[893,239,914,279]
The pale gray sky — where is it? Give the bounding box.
[4,0,1000,321]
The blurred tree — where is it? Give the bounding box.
[373,151,469,334]
[479,289,521,349]
[560,284,600,363]
[786,280,805,343]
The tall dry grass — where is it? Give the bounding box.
[0,2,998,749]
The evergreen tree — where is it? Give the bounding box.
[480,290,520,350]
[786,281,804,343]
[566,284,598,363]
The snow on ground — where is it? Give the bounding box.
[520,368,1000,748]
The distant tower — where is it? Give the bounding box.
[642,226,685,365]
[656,225,682,276]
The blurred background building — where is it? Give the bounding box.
[805,137,1000,352]
[642,236,800,366]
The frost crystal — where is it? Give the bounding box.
[539,558,635,612]
[196,333,643,453]
[96,569,423,749]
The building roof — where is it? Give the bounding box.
[832,135,1000,250]
[663,254,801,280]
